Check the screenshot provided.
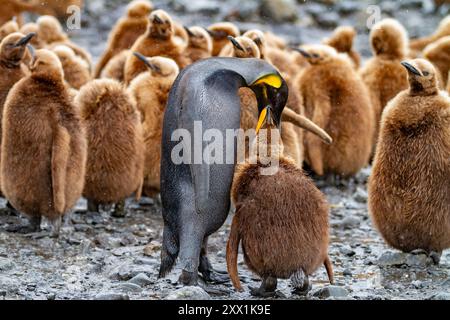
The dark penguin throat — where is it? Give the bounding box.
[1,57,22,69]
[409,80,438,96]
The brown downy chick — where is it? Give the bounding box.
[128,53,179,197]
[423,36,450,88]
[184,26,212,63]
[369,59,450,262]
[37,15,92,70]
[53,45,91,90]
[297,44,374,177]
[207,22,240,56]
[410,16,450,57]
[264,31,287,49]
[227,118,333,296]
[100,49,129,82]
[0,19,19,43]
[359,18,409,148]
[124,9,188,84]
[76,79,144,217]
[20,23,43,48]
[323,26,360,69]
[1,49,87,235]
[94,0,153,78]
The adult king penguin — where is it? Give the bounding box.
[159,57,289,286]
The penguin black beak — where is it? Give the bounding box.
[293,47,312,59]
[228,36,244,51]
[133,52,160,73]
[15,33,35,47]
[253,37,262,46]
[401,61,422,76]
[153,14,163,24]
[184,26,195,37]
[206,28,226,39]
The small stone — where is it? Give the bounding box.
[116,282,143,293]
[376,251,407,267]
[0,257,15,272]
[340,216,360,229]
[117,264,155,281]
[94,293,130,300]
[340,246,356,257]
[120,233,137,246]
[343,269,352,277]
[80,239,92,255]
[128,273,153,287]
[0,276,19,294]
[143,241,162,256]
[353,188,368,203]
[313,11,340,28]
[260,0,298,23]
[428,292,450,300]
[47,293,56,300]
[406,253,433,267]
[312,285,349,299]
[411,280,423,289]
[165,286,211,300]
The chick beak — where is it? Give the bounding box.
[15,32,35,47]
[184,26,195,37]
[27,44,36,70]
[133,52,159,73]
[228,36,244,52]
[153,14,163,24]
[401,61,422,76]
[253,37,262,46]
[294,47,312,59]
[256,106,273,134]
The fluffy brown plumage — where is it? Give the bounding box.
[128,55,178,197]
[124,9,188,84]
[359,19,409,148]
[0,19,19,43]
[207,22,240,56]
[227,125,333,295]
[53,45,91,89]
[76,79,144,215]
[1,49,87,234]
[368,59,450,259]
[423,36,450,88]
[410,16,450,57]
[100,49,129,82]
[94,0,153,78]
[184,26,212,63]
[323,26,360,68]
[297,44,374,176]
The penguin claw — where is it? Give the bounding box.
[6,223,41,234]
[249,286,277,298]
[199,270,230,284]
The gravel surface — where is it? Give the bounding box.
[1,0,449,300]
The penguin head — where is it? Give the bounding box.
[148,10,174,40]
[52,45,89,70]
[243,29,267,57]
[423,36,450,62]
[435,15,450,38]
[401,59,438,95]
[28,49,64,81]
[323,26,356,53]
[0,20,20,43]
[295,44,338,65]
[184,26,212,52]
[126,0,153,18]
[0,32,35,66]
[207,22,240,40]
[132,52,179,77]
[370,18,408,58]
[228,36,261,59]
[37,15,67,44]
[20,23,42,48]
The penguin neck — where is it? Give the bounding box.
[0,58,21,69]
[409,80,438,96]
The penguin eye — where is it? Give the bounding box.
[423,71,429,76]
[312,53,320,58]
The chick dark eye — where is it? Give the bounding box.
[423,71,429,76]
[312,53,319,58]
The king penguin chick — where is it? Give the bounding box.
[368,59,450,263]
[20,23,43,48]
[124,9,188,84]
[128,53,179,197]
[37,15,92,70]
[410,16,450,57]
[359,19,409,149]
[423,36,450,88]
[53,45,91,90]
[94,0,153,78]
[100,49,129,82]
[323,26,360,69]
[1,49,87,235]
[296,44,374,177]
[184,26,212,63]
[227,120,334,296]
[76,79,144,217]
[0,19,19,43]
[207,22,240,56]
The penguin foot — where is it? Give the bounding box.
[250,276,277,297]
[291,269,311,295]
[199,269,230,284]
[179,270,198,286]
[6,201,20,216]
[111,200,126,218]
[87,199,99,213]
[6,216,41,234]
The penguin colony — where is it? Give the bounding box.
[0,0,449,296]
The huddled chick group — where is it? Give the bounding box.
[0,0,449,296]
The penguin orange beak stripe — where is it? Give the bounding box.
[251,74,282,89]
[256,106,271,134]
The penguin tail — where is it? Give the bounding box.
[158,226,179,278]
[226,214,243,292]
[324,255,334,285]
[51,124,71,215]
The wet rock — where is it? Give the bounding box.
[0,257,15,271]
[312,11,340,29]
[165,286,211,300]
[128,273,153,287]
[405,253,433,267]
[47,293,56,300]
[428,292,450,300]
[116,282,143,293]
[143,241,162,257]
[117,264,155,281]
[339,216,360,229]
[312,285,349,299]
[336,1,363,15]
[94,293,130,300]
[354,188,368,203]
[260,0,298,23]
[120,233,137,246]
[376,251,407,267]
[343,268,352,277]
[340,246,356,257]
[0,276,19,294]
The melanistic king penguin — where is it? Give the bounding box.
[159,57,288,286]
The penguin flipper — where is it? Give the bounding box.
[51,125,71,215]
[226,213,243,291]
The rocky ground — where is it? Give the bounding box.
[1,0,450,300]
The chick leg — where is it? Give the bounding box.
[250,276,278,297]
[7,215,41,234]
[291,269,311,295]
